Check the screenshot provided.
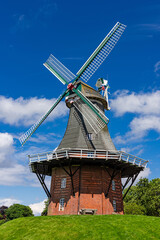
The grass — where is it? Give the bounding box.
[0,215,160,240]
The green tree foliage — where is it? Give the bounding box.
[41,199,49,216]
[6,204,34,220]
[124,202,146,215]
[123,178,160,217]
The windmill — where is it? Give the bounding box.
[21,22,148,215]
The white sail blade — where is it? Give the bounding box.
[77,22,126,83]
[73,98,108,134]
[43,54,76,85]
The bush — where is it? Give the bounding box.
[0,219,7,226]
[124,202,146,215]
[6,204,34,220]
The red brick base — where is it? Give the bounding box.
[48,165,124,215]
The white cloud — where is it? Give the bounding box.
[111,90,160,117]
[138,167,151,179]
[0,164,32,186]
[0,133,14,167]
[0,132,52,187]
[29,199,46,216]
[120,145,144,156]
[0,198,21,207]
[111,90,160,144]
[0,96,68,127]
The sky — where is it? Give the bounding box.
[0,0,160,215]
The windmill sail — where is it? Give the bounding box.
[43,54,76,85]
[19,90,68,146]
[72,88,109,126]
[73,98,108,134]
[76,22,126,83]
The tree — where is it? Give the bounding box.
[6,204,34,220]
[41,199,49,216]
[124,202,146,215]
[123,178,160,217]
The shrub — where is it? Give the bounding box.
[6,204,34,220]
[124,202,146,215]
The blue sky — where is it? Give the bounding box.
[0,0,160,215]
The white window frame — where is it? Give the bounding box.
[59,198,65,211]
[61,178,66,189]
[112,180,116,191]
[87,133,93,140]
[113,200,117,212]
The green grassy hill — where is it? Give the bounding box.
[0,215,160,240]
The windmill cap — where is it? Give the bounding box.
[66,80,108,110]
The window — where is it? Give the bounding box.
[113,200,117,212]
[112,180,116,191]
[61,178,66,189]
[59,198,65,211]
[87,133,93,140]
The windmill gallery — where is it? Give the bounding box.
[20,22,148,215]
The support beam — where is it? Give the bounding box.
[122,176,132,191]
[59,161,70,175]
[36,172,51,198]
[72,166,80,176]
[69,164,75,197]
[105,169,116,198]
[123,172,139,200]
[104,166,120,198]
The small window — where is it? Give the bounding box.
[87,133,93,140]
[61,178,66,189]
[113,200,117,212]
[112,180,116,191]
[59,198,65,211]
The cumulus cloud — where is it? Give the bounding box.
[0,133,14,167]
[0,131,52,187]
[111,90,160,117]
[0,164,37,186]
[0,96,68,126]
[29,199,46,216]
[111,90,160,143]
[0,198,21,207]
[138,167,151,179]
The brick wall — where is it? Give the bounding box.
[48,165,123,215]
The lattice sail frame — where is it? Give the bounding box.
[76,22,126,82]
